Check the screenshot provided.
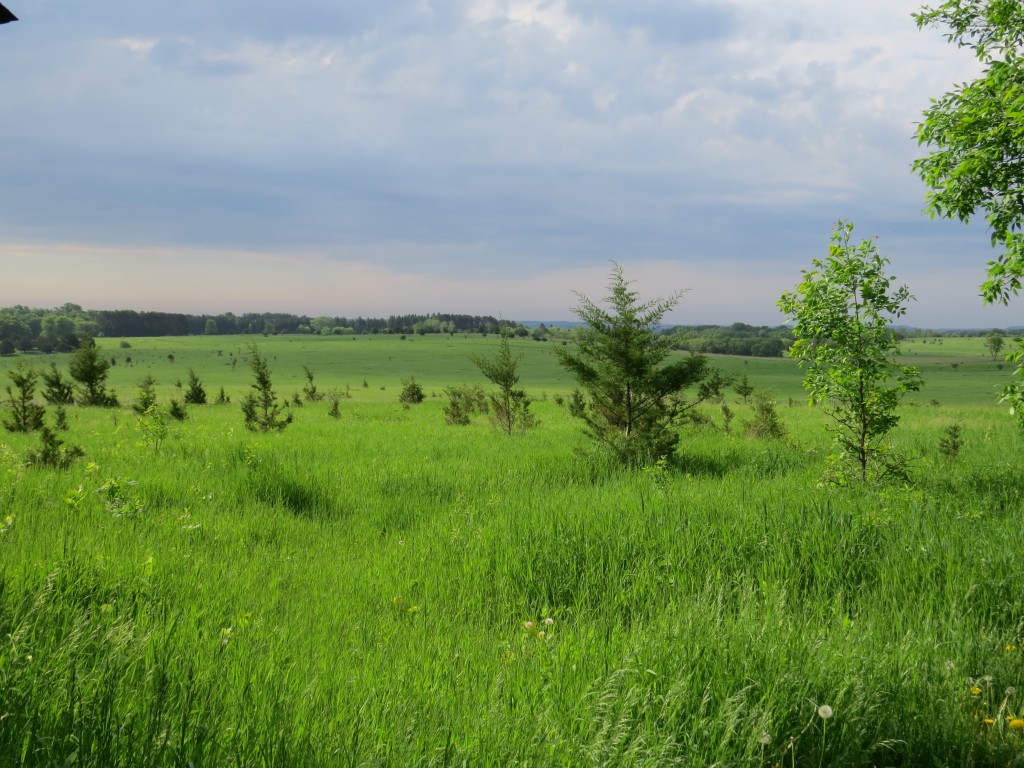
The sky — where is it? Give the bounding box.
[0,0,1021,328]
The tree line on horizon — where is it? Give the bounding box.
[0,302,1014,360]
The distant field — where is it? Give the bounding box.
[1,331,1013,407]
[1,333,1023,767]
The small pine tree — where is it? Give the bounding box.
[214,386,231,405]
[69,340,119,406]
[241,344,293,432]
[744,392,787,440]
[734,374,755,404]
[471,333,535,435]
[40,363,75,405]
[3,363,46,433]
[24,427,84,470]
[938,423,964,461]
[327,390,342,419]
[399,378,425,405]
[133,376,158,415]
[183,369,207,405]
[53,406,69,431]
[302,366,323,402]
[168,399,187,421]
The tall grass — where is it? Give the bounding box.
[1,336,1023,765]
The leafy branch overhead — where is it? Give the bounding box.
[915,0,1024,303]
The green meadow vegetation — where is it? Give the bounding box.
[1,329,1024,767]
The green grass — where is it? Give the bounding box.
[1,335,1023,766]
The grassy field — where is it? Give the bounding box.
[1,334,1023,766]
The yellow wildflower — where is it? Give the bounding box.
[971,686,982,695]
[1009,718,1024,730]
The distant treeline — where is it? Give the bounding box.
[669,323,793,358]
[0,304,513,354]
[1,304,1005,358]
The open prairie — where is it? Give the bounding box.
[1,334,1023,766]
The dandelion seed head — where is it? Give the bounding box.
[543,617,554,626]
[817,705,833,719]
[524,620,535,631]
[758,733,771,745]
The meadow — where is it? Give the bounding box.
[1,333,1023,767]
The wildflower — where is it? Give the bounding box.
[1007,644,1018,652]
[971,686,983,696]
[524,620,535,631]
[817,705,833,720]
[983,718,995,725]
[758,733,771,746]
[543,617,554,626]
[1010,718,1024,730]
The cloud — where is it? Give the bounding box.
[0,0,1010,325]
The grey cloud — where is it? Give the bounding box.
[570,0,738,45]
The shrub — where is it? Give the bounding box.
[399,378,425,405]
[744,392,787,440]
[241,344,293,432]
[24,427,84,470]
[183,369,207,405]
[3,363,45,433]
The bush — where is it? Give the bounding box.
[399,378,425,405]
[24,427,84,470]
[183,369,207,405]
[744,392,787,440]
[443,384,487,425]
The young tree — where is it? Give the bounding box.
[778,222,923,482]
[734,373,755,404]
[302,366,323,402]
[3,363,45,433]
[69,339,118,406]
[183,368,207,405]
[985,332,1005,361]
[133,376,158,415]
[240,344,293,432]
[471,332,535,435]
[398,377,425,405]
[40,364,75,405]
[555,263,710,466]
[914,0,1024,303]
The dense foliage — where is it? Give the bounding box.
[915,0,1024,303]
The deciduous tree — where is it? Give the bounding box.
[914,0,1024,303]
[778,222,922,482]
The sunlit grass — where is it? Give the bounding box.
[1,335,1023,766]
